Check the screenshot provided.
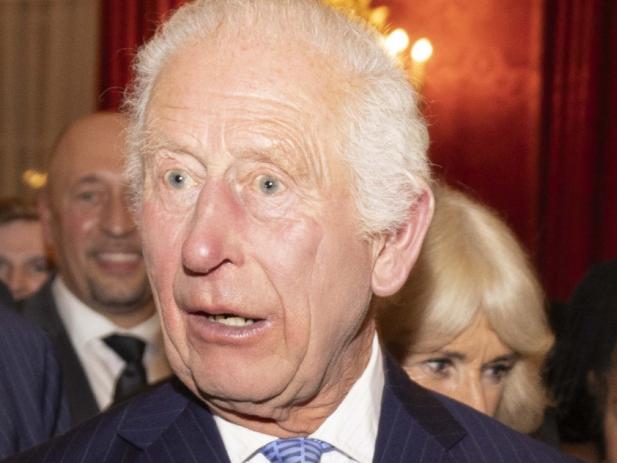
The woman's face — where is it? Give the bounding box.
[0,219,51,301]
[403,314,517,417]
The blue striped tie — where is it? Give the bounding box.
[260,437,334,463]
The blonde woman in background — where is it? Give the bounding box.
[378,184,553,435]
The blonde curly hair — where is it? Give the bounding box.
[377,184,553,433]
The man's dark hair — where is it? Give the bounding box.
[0,197,39,225]
[545,259,617,456]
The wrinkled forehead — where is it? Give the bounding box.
[150,34,341,111]
[143,37,349,181]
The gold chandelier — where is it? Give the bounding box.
[322,0,433,90]
[322,0,390,32]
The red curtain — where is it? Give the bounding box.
[539,0,617,300]
[98,0,187,110]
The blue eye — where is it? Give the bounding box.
[165,170,190,189]
[257,174,282,195]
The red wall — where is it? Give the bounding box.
[376,0,617,300]
[377,0,544,256]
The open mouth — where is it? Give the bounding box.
[184,306,269,343]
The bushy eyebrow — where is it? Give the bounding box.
[226,116,328,186]
[140,130,299,176]
[139,129,193,159]
[140,125,322,186]
[233,142,311,180]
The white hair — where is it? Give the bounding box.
[124,0,431,235]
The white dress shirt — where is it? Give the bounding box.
[215,335,385,463]
[52,277,171,410]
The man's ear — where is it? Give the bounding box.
[371,185,434,297]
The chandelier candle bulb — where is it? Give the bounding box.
[384,28,410,56]
[410,38,433,90]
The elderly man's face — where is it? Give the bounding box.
[140,40,382,421]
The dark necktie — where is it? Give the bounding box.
[103,334,147,403]
[260,437,334,463]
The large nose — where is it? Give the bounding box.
[181,179,243,275]
[100,190,135,237]
[454,378,490,416]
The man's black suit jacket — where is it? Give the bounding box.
[0,305,69,459]
[19,280,99,426]
[6,355,579,462]
[0,281,13,306]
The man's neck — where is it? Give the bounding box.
[100,302,156,329]
[59,277,156,329]
[206,322,376,437]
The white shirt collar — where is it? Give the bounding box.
[52,276,170,409]
[214,334,384,463]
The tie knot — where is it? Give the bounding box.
[260,437,333,463]
[103,334,145,364]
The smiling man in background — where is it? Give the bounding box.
[12,2,576,462]
[20,112,170,426]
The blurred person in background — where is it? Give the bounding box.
[0,291,69,458]
[602,351,617,463]
[20,112,170,427]
[545,259,617,462]
[378,184,553,436]
[0,197,52,302]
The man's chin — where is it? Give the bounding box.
[194,379,283,407]
[201,391,297,429]
[188,373,296,418]
[197,384,330,436]
[88,279,152,313]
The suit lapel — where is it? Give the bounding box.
[373,354,467,463]
[116,352,467,463]
[117,379,231,463]
[20,280,100,424]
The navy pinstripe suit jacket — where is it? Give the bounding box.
[19,280,100,426]
[0,305,70,459]
[5,356,579,463]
